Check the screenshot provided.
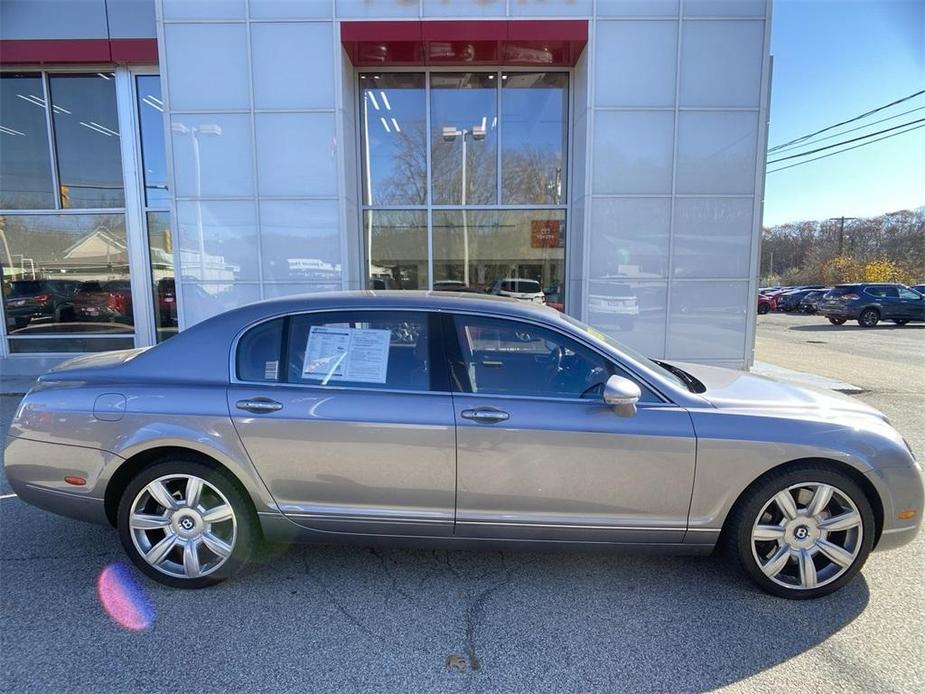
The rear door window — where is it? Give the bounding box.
[286,311,433,391]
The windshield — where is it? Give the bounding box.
[559,313,690,391]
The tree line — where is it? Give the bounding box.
[761,207,924,285]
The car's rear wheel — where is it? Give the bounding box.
[117,460,256,588]
[828,317,847,325]
[726,465,874,599]
[858,308,880,327]
[757,303,770,315]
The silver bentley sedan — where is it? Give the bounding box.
[4,292,922,598]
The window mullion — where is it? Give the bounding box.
[425,71,434,291]
[41,72,62,210]
[114,68,155,347]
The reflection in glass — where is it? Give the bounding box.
[501,73,568,204]
[433,210,565,310]
[431,73,497,205]
[8,335,135,353]
[360,74,426,206]
[136,76,169,207]
[147,212,176,342]
[49,73,125,208]
[0,73,56,209]
[364,210,427,290]
[0,214,134,337]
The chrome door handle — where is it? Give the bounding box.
[460,407,510,423]
[235,397,283,414]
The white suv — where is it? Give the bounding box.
[489,278,546,304]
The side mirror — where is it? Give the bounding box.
[603,374,641,417]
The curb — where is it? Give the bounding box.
[751,361,864,394]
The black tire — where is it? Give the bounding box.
[757,303,770,315]
[724,463,875,599]
[117,459,257,588]
[893,319,909,326]
[858,308,880,327]
[828,317,847,325]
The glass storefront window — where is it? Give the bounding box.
[49,73,124,209]
[136,75,169,208]
[433,210,566,309]
[364,210,428,290]
[360,73,426,206]
[501,73,568,204]
[0,73,56,209]
[147,211,176,343]
[1,213,134,351]
[431,73,498,205]
[362,71,569,308]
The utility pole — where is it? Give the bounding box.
[829,216,859,255]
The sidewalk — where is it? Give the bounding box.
[0,376,35,397]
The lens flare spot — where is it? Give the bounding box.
[97,562,155,631]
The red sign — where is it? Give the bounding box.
[531,220,560,248]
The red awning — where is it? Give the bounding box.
[341,20,587,68]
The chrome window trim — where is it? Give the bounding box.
[229,305,677,405]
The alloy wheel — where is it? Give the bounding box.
[129,474,237,579]
[751,482,863,591]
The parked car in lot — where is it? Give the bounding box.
[5,292,922,598]
[798,290,830,314]
[757,293,778,314]
[777,289,818,313]
[488,278,546,304]
[819,283,925,327]
[3,279,79,331]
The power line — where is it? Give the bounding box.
[767,121,925,174]
[766,117,925,165]
[771,104,925,155]
[767,89,925,152]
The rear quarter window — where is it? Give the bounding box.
[236,318,284,382]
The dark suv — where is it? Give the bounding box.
[819,283,925,327]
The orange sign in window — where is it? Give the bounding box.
[531,220,560,248]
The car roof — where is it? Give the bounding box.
[114,291,566,385]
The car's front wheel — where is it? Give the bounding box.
[726,465,874,599]
[858,308,880,327]
[117,460,256,588]
[757,303,770,315]
[827,317,847,325]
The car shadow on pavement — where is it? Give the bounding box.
[236,541,870,691]
[0,510,870,692]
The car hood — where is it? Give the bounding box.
[671,361,886,421]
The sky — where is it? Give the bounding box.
[763,0,925,226]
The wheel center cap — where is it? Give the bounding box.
[785,516,820,548]
[171,509,204,538]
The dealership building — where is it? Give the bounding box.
[0,0,772,377]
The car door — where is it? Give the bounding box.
[227,310,456,537]
[445,313,697,544]
[898,287,925,320]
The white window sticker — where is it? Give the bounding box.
[264,360,279,381]
[302,326,391,384]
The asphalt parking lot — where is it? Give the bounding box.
[1,313,923,693]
